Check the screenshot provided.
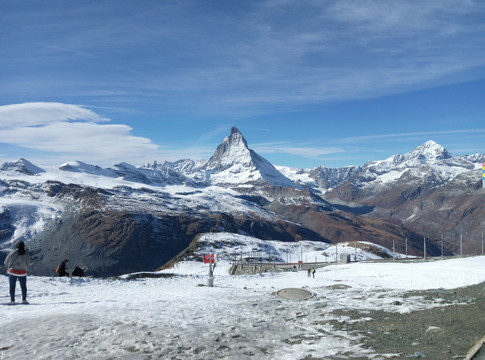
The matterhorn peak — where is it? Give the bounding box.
[405,140,451,162]
[230,125,242,135]
[227,126,249,150]
[202,127,299,188]
[203,126,252,170]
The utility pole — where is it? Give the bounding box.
[482,231,483,255]
[405,237,408,259]
[440,235,444,258]
[460,234,463,257]
[423,237,426,260]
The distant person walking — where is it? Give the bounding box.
[56,259,69,277]
[307,268,311,277]
[4,241,34,305]
[311,268,316,278]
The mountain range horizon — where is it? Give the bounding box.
[3,125,480,174]
[1,126,484,276]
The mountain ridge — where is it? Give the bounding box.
[2,136,481,191]
[0,127,483,275]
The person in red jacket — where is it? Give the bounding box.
[4,241,34,305]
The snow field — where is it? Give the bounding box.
[1,256,484,359]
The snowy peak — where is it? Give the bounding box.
[0,158,45,175]
[203,126,299,188]
[204,126,252,170]
[404,140,451,162]
[363,140,455,176]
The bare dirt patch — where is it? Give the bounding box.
[330,282,485,359]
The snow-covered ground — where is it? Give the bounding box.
[1,252,484,359]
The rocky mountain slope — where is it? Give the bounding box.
[320,141,485,254]
[0,127,483,276]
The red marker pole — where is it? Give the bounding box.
[206,254,214,287]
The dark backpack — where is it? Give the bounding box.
[71,267,85,277]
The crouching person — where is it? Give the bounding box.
[56,259,69,277]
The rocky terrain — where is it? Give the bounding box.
[330,281,485,359]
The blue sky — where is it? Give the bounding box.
[1,0,484,169]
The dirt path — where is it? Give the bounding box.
[328,282,485,359]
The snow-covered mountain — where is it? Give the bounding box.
[366,140,452,174]
[357,140,478,186]
[280,140,483,193]
[0,155,325,276]
[317,139,484,203]
[0,157,45,175]
[319,141,485,255]
[0,127,484,276]
[199,126,300,188]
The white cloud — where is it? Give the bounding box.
[0,102,108,129]
[0,102,160,165]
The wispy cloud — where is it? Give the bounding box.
[337,129,485,144]
[254,141,344,161]
[2,1,484,116]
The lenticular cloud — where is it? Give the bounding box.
[0,102,159,165]
[0,102,108,129]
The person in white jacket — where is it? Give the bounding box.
[4,241,33,305]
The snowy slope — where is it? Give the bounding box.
[0,201,62,244]
[1,249,484,359]
[0,159,277,251]
[171,232,407,270]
